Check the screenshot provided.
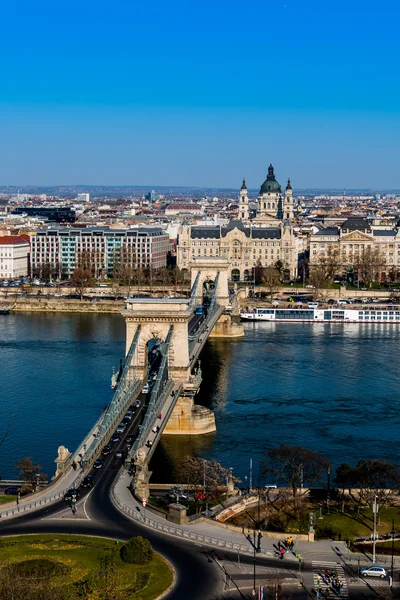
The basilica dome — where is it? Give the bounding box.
[260,164,281,194]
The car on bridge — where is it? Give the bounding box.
[115,448,125,459]
[142,384,150,394]
[116,422,127,433]
[93,457,105,469]
[111,433,121,443]
[102,444,112,456]
[81,476,94,488]
[124,410,133,421]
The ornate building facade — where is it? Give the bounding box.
[309,217,400,281]
[177,165,298,280]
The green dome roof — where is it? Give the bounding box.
[260,164,281,194]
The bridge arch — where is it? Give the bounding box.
[189,257,230,307]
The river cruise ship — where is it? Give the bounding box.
[240,307,400,323]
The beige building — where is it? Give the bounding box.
[309,217,400,281]
[177,165,298,280]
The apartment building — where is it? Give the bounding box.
[31,227,169,278]
[0,235,30,280]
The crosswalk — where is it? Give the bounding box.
[312,560,349,598]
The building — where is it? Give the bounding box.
[0,235,30,280]
[31,227,169,279]
[176,165,298,280]
[11,207,76,223]
[309,217,400,281]
[77,193,90,203]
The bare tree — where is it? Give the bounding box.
[262,266,281,302]
[15,457,46,493]
[261,445,330,519]
[309,265,330,297]
[175,456,233,517]
[71,267,94,300]
[355,247,385,287]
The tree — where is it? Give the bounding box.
[175,456,233,516]
[261,445,330,519]
[351,459,400,519]
[309,265,330,297]
[120,536,153,564]
[320,246,341,281]
[355,247,386,287]
[334,463,355,513]
[262,266,281,302]
[71,267,94,300]
[15,457,46,493]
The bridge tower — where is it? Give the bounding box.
[121,299,192,382]
[189,257,230,307]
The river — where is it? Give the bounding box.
[1,313,400,481]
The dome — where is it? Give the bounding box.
[260,164,281,195]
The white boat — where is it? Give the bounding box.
[240,307,400,323]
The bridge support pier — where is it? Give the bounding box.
[163,395,216,435]
[208,314,244,338]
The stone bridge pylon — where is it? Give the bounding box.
[189,257,230,307]
[122,299,192,382]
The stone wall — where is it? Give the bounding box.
[4,298,124,313]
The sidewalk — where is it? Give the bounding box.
[112,470,328,560]
[0,467,82,520]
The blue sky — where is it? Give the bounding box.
[1,0,399,188]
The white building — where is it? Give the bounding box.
[77,193,90,203]
[0,236,30,280]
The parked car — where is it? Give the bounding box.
[307,302,319,309]
[4,486,19,495]
[63,487,79,501]
[360,566,387,579]
[93,457,105,469]
[81,476,94,488]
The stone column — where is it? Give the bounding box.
[53,445,71,480]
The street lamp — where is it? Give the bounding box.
[391,519,395,588]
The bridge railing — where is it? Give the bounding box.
[129,327,174,460]
[188,272,200,309]
[77,325,143,467]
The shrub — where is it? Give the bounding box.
[120,536,153,565]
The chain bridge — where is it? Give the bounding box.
[74,258,243,499]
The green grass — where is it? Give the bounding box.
[315,507,400,542]
[0,534,173,600]
[0,495,16,504]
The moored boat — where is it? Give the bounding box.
[241,306,400,323]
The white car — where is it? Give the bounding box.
[142,384,150,394]
[360,566,387,579]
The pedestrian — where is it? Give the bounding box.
[280,547,285,559]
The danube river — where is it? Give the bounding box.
[1,313,400,481]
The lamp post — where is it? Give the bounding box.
[327,467,331,515]
[391,519,395,588]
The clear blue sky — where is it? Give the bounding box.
[1,0,399,189]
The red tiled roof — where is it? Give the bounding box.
[0,235,30,245]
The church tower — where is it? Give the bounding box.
[283,178,294,221]
[238,178,249,220]
[257,164,282,222]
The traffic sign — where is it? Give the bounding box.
[142,498,147,507]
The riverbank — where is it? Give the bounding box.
[2,297,125,312]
